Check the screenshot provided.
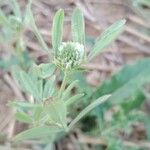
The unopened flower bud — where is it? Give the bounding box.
[54,42,84,70]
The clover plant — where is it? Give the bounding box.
[10,4,126,143]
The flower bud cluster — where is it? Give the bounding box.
[54,42,84,70]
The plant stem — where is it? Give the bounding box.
[58,71,68,99]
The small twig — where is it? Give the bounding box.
[91,0,129,7]
[125,25,150,43]
[3,73,25,140]
[128,15,150,28]
[118,35,150,54]
[84,64,116,72]
[7,111,16,139]
[74,0,96,22]
[69,134,82,150]
[0,114,13,131]
[3,73,25,100]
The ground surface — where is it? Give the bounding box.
[0,0,150,149]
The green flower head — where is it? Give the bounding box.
[54,42,85,70]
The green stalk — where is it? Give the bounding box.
[58,71,68,99]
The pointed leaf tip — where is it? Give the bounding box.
[88,19,126,60]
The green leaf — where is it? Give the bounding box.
[68,94,110,129]
[11,0,21,18]
[37,79,43,100]
[37,63,56,78]
[13,126,62,141]
[9,101,41,109]
[45,100,67,129]
[52,9,64,53]
[132,0,150,20]
[15,111,32,123]
[29,63,55,79]
[28,64,39,81]
[65,93,84,106]
[71,8,85,44]
[12,69,40,101]
[0,10,10,26]
[88,19,126,59]
[33,106,44,123]
[121,90,145,113]
[107,138,124,150]
[43,76,56,99]
[25,1,49,53]
[92,58,150,105]
[109,68,150,105]
[8,16,22,31]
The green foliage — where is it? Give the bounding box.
[71,8,85,44]
[12,65,110,141]
[1,1,149,149]
[12,69,42,101]
[78,58,150,149]
[92,58,150,104]
[14,126,63,141]
[45,100,67,129]
[132,0,150,20]
[88,19,126,59]
[4,2,147,150]
[43,76,56,99]
[15,111,32,123]
[52,9,64,54]
[0,0,33,71]
[0,2,149,150]
[68,95,110,129]
[25,1,50,53]
[106,139,124,150]
[29,63,56,79]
